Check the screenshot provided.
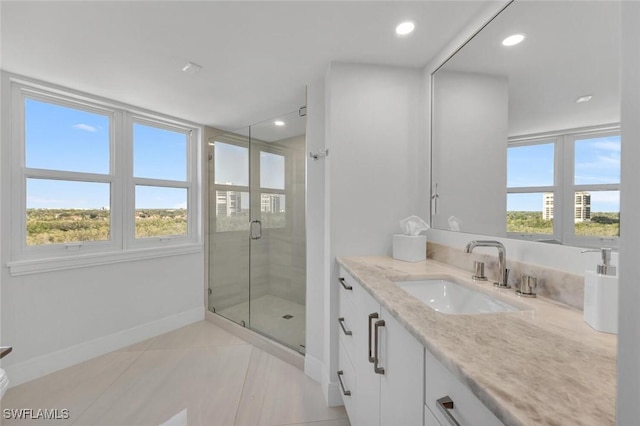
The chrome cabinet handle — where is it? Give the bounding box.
[374,319,385,374]
[250,220,262,240]
[0,346,12,359]
[338,277,352,290]
[337,370,351,396]
[368,312,379,363]
[437,396,460,426]
[338,317,352,336]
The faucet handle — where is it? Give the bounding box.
[493,268,511,289]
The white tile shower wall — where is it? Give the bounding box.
[267,134,306,307]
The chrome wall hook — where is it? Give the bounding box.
[309,149,329,160]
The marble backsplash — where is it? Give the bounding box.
[427,241,585,310]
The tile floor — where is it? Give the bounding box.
[217,295,306,352]
[1,321,348,426]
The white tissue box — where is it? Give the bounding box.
[392,234,427,262]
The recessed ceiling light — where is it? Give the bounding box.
[501,33,526,47]
[395,21,415,36]
[274,120,285,126]
[182,61,203,74]
[576,95,593,103]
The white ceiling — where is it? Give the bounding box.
[438,0,620,136]
[1,0,494,132]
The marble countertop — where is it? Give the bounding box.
[336,256,617,426]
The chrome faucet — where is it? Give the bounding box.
[464,240,510,288]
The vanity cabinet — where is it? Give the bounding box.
[338,266,504,426]
[337,267,423,426]
[424,349,503,426]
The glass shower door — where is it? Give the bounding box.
[208,127,251,327]
[208,110,306,353]
[249,110,306,352]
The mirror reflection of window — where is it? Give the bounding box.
[505,130,620,245]
[260,151,286,229]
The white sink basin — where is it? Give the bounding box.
[395,279,522,315]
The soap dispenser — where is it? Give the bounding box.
[582,248,618,334]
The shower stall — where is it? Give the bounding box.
[207,109,306,353]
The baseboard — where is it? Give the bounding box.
[322,366,344,407]
[304,353,323,384]
[6,306,204,388]
[205,311,304,370]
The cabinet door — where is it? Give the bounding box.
[425,349,503,426]
[379,307,424,426]
[353,283,382,426]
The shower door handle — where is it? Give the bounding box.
[250,220,262,240]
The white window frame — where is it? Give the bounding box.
[127,115,198,249]
[4,74,202,275]
[507,124,620,248]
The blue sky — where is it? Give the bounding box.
[26,99,188,209]
[508,136,621,212]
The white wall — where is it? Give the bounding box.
[617,1,640,422]
[1,255,204,386]
[321,62,424,404]
[431,70,508,235]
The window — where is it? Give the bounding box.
[507,127,620,247]
[8,77,200,269]
[22,95,116,250]
[132,121,191,240]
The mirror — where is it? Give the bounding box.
[430,1,621,247]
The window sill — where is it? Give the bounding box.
[6,244,203,277]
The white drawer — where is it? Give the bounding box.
[338,338,356,421]
[425,349,503,426]
[338,282,356,362]
[424,404,441,426]
[337,267,358,306]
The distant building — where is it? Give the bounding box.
[542,192,591,222]
[261,193,284,213]
[216,191,243,217]
[574,192,591,222]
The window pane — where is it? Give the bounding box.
[26,179,110,245]
[215,190,249,232]
[506,192,553,234]
[261,193,286,228]
[507,143,554,187]
[574,191,619,237]
[135,186,187,238]
[134,123,187,181]
[25,98,110,174]
[260,152,285,190]
[214,142,248,186]
[574,135,621,185]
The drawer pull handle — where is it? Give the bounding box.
[437,396,460,426]
[338,277,352,290]
[338,317,352,336]
[337,370,351,396]
[368,312,379,362]
[0,346,12,359]
[374,319,385,374]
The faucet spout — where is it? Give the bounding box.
[464,240,510,288]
